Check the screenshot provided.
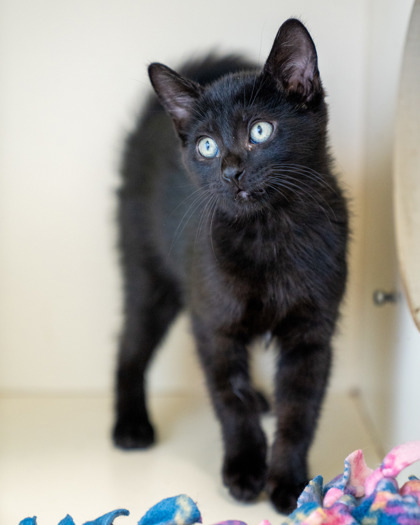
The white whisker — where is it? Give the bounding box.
[169,188,211,254]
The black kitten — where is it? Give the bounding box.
[114,18,349,513]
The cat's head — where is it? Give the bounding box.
[148,19,329,217]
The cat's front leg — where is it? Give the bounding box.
[193,319,267,502]
[267,321,333,513]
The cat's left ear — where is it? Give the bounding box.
[149,63,202,141]
[264,18,323,105]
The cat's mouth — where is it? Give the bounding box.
[234,188,265,202]
[235,190,251,201]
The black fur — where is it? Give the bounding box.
[114,19,349,513]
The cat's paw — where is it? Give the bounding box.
[266,476,308,514]
[113,417,155,450]
[223,453,267,502]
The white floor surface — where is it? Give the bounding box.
[0,393,381,525]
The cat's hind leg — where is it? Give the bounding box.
[113,263,182,450]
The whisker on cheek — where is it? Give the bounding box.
[169,187,211,254]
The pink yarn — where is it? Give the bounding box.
[365,442,420,497]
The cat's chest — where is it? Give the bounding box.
[209,218,316,324]
[216,216,311,279]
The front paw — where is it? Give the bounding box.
[223,452,267,502]
[113,416,155,450]
[266,476,308,514]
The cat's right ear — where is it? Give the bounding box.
[148,63,201,141]
[263,18,323,106]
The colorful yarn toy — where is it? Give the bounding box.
[20,441,420,525]
[284,440,420,524]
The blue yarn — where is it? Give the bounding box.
[19,518,37,525]
[84,509,129,525]
[138,495,201,525]
[58,516,76,525]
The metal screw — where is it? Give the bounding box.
[373,290,399,306]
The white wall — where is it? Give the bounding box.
[392,0,420,453]
[1,0,370,394]
[360,0,420,463]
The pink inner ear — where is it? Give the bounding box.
[264,19,321,102]
[149,62,200,130]
[170,93,195,122]
[286,59,316,97]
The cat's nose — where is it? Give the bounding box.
[222,166,244,185]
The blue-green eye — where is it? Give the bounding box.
[250,121,273,144]
[197,137,219,158]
